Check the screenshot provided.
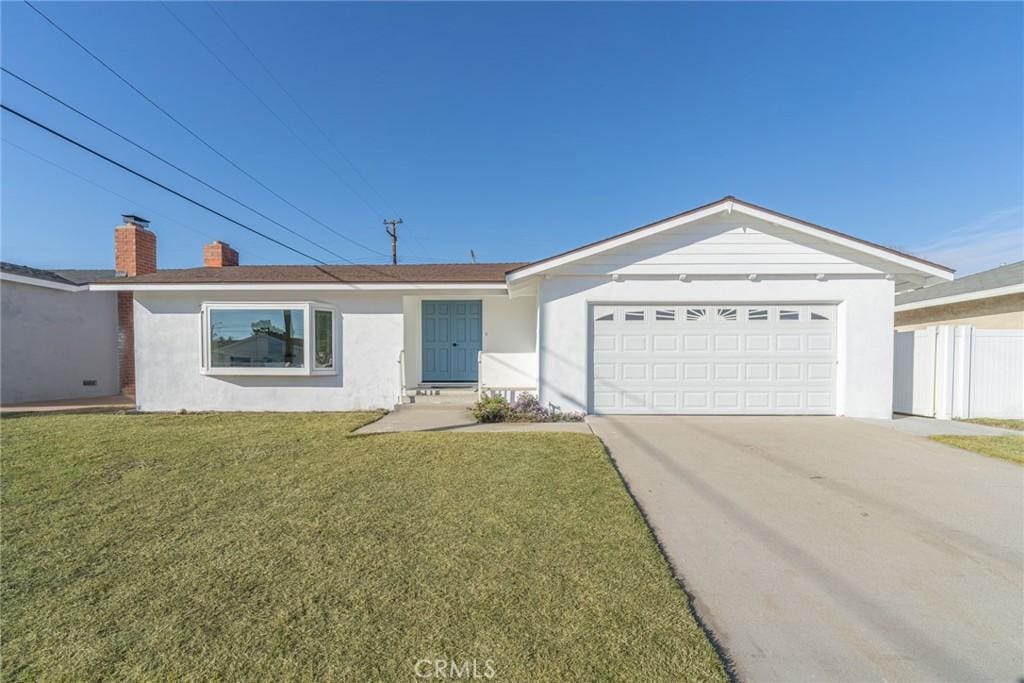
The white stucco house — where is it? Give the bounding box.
[91,197,954,418]
[1,263,119,404]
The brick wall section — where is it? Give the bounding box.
[114,224,156,396]
[117,292,136,395]
[203,241,239,267]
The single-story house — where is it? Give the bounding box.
[895,260,1024,331]
[0,262,118,404]
[90,196,954,418]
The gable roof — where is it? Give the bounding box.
[1,262,116,289]
[895,260,1024,310]
[506,196,954,282]
[92,262,526,286]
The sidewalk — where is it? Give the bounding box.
[0,395,134,416]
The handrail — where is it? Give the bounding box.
[397,349,406,405]
[477,350,483,399]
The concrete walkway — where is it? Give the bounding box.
[0,395,134,415]
[857,414,1021,436]
[355,404,591,434]
[589,415,1024,682]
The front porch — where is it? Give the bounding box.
[398,293,538,404]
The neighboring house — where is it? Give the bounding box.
[893,261,1024,419]
[3,214,171,404]
[894,261,1024,331]
[0,263,118,404]
[90,196,953,418]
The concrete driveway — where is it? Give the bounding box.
[588,416,1024,682]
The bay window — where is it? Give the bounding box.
[200,302,336,375]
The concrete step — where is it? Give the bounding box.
[405,386,478,406]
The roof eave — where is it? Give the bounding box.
[895,283,1024,312]
[88,281,510,292]
[0,271,88,292]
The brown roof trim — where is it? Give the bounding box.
[505,196,954,276]
[95,262,528,285]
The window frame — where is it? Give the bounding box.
[200,301,338,376]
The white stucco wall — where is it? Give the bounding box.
[134,291,405,412]
[401,293,537,387]
[1,280,118,403]
[536,276,895,419]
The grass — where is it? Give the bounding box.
[957,418,1024,432]
[929,434,1024,465]
[1,412,725,681]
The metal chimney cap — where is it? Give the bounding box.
[121,214,150,228]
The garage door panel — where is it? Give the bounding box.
[683,363,709,380]
[621,363,647,380]
[591,303,836,414]
[652,391,679,409]
[683,335,710,351]
[776,363,803,381]
[776,334,803,352]
[745,392,771,409]
[715,335,741,351]
[746,335,771,352]
[714,392,741,409]
[652,335,679,352]
[652,363,678,380]
[714,363,741,380]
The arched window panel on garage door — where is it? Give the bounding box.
[808,306,832,321]
[654,307,677,322]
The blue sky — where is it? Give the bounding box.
[2,2,1021,275]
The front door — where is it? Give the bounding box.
[422,300,482,382]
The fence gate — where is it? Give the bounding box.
[893,325,1023,419]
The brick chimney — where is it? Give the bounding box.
[203,241,239,267]
[115,215,157,277]
[115,214,156,397]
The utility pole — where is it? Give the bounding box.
[384,218,403,265]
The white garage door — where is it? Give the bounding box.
[590,304,837,414]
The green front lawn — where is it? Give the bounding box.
[930,434,1024,465]
[957,418,1024,431]
[1,413,725,681]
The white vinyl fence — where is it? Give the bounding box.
[894,325,1024,419]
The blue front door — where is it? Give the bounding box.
[422,300,482,382]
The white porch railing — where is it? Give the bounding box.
[397,349,406,405]
[477,351,538,401]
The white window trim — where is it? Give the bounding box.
[200,301,338,376]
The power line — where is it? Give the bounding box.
[1,137,278,265]
[3,104,436,283]
[206,1,402,219]
[1,67,375,266]
[2,103,328,264]
[206,4,462,266]
[160,2,388,224]
[23,0,389,259]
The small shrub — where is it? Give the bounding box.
[471,394,511,423]
[509,393,547,422]
[471,392,585,423]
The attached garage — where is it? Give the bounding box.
[590,303,836,414]
[507,196,955,420]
